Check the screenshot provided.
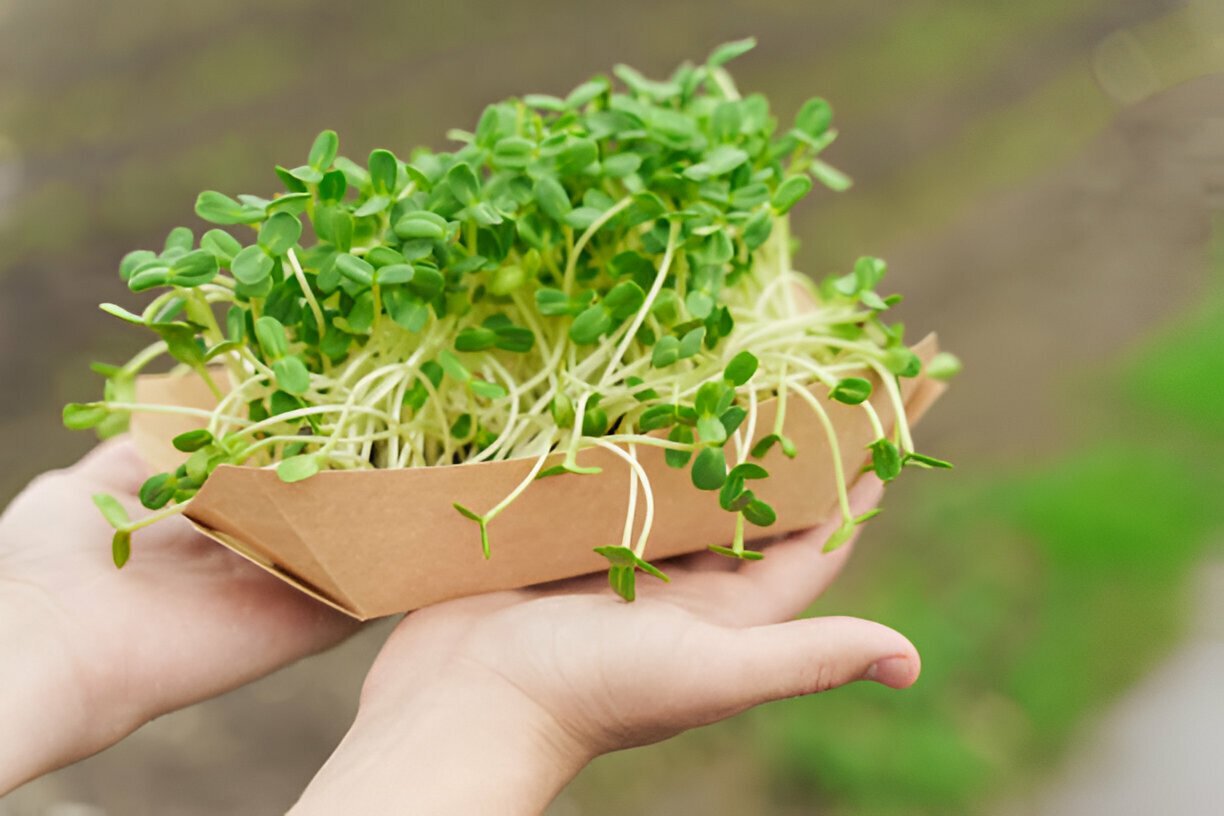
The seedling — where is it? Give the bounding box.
[66,38,954,600]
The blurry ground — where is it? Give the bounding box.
[1,1,1222,814]
[1001,559,1224,816]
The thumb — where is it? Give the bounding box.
[697,616,920,714]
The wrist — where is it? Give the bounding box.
[292,667,592,816]
[0,589,90,792]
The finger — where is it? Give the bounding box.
[731,474,884,622]
[669,475,882,625]
[71,436,150,494]
[684,616,919,720]
[665,549,743,574]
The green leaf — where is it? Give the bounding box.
[720,405,747,435]
[751,432,797,459]
[471,380,507,400]
[318,169,347,202]
[231,245,274,286]
[369,148,399,195]
[195,191,262,225]
[692,446,727,490]
[602,153,642,179]
[830,377,873,405]
[453,503,491,558]
[855,508,884,525]
[288,164,323,184]
[651,335,680,368]
[139,473,176,511]
[719,475,749,511]
[127,265,170,292]
[112,530,132,569]
[376,263,415,286]
[926,351,963,380]
[258,212,302,256]
[904,451,954,470]
[172,429,214,452]
[811,159,853,191]
[201,229,243,264]
[729,462,769,480]
[665,425,694,468]
[686,290,714,320]
[638,404,677,432]
[823,522,857,553]
[593,545,670,602]
[565,77,609,108]
[273,356,312,395]
[795,97,833,139]
[536,462,603,479]
[679,326,706,358]
[452,502,483,522]
[394,211,448,240]
[119,250,157,281]
[493,325,535,353]
[336,253,375,287]
[92,493,130,529]
[603,280,645,319]
[569,304,613,345]
[267,192,311,216]
[697,414,727,445]
[772,175,813,214]
[581,403,608,436]
[853,256,887,291]
[534,175,572,220]
[884,347,922,378]
[450,413,473,438]
[63,402,108,430]
[455,326,497,352]
[708,37,757,67]
[743,498,777,527]
[742,210,773,251]
[446,161,480,205]
[724,351,758,386]
[308,130,339,171]
[100,303,146,325]
[554,138,598,176]
[709,544,764,560]
[254,315,288,360]
[163,226,194,255]
[684,146,749,182]
[438,350,471,383]
[869,438,903,482]
[277,454,321,483]
[386,290,430,332]
[170,249,218,287]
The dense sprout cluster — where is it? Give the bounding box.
[65,39,958,598]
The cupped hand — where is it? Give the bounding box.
[295,475,917,815]
[0,437,359,790]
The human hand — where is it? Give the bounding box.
[0,438,359,793]
[293,476,917,815]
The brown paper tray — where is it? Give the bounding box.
[131,334,944,620]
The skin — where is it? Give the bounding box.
[0,438,358,793]
[1,440,919,813]
[291,476,917,815]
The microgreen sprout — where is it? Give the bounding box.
[66,38,955,600]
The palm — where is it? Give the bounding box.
[0,438,358,723]
[364,475,918,755]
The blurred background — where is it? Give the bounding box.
[1,0,1222,813]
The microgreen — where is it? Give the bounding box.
[67,39,953,595]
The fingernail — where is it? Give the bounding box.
[864,656,913,688]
